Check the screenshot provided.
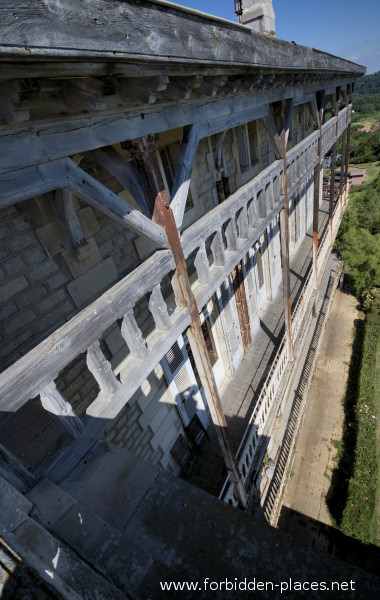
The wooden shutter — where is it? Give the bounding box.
[162,336,210,430]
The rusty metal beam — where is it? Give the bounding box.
[339,129,347,200]
[279,137,293,362]
[329,142,337,244]
[312,92,325,296]
[215,157,250,353]
[232,261,252,353]
[279,99,294,362]
[135,134,248,508]
[329,90,339,243]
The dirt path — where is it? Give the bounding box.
[281,288,364,525]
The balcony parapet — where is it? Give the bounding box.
[0,108,351,481]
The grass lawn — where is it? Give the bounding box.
[339,310,380,545]
[374,328,380,545]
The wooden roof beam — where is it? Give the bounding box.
[66,159,169,247]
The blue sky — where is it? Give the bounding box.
[169,0,380,74]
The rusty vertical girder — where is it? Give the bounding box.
[279,100,293,362]
[329,142,337,244]
[232,261,252,352]
[339,129,347,201]
[215,157,251,354]
[343,122,352,206]
[313,92,325,298]
[135,134,248,508]
[329,90,339,244]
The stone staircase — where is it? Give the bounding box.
[2,442,380,599]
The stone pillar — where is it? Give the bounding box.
[240,1,276,36]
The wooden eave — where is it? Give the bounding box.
[0,0,365,77]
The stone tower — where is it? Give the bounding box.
[238,0,276,36]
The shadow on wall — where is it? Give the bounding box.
[278,506,380,578]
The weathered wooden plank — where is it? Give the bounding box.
[62,79,105,112]
[40,382,84,439]
[86,146,150,217]
[0,248,174,413]
[225,218,238,252]
[120,311,148,359]
[170,124,200,228]
[46,308,191,483]
[211,230,226,267]
[0,88,343,174]
[0,159,69,207]
[284,98,294,147]
[0,0,365,75]
[52,189,85,248]
[66,159,169,247]
[194,243,211,284]
[237,206,249,239]
[86,341,120,394]
[261,106,282,159]
[0,115,347,421]
[148,284,172,331]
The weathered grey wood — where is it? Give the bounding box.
[0,247,174,414]
[119,75,169,104]
[148,284,172,331]
[170,124,200,228]
[66,159,169,247]
[211,230,226,266]
[194,243,211,284]
[261,106,282,159]
[86,147,150,217]
[237,207,249,239]
[284,99,294,147]
[309,97,320,129]
[215,130,227,169]
[225,218,238,252]
[62,79,105,112]
[265,182,274,211]
[248,196,260,229]
[181,157,285,259]
[257,189,267,218]
[0,96,29,124]
[0,0,364,76]
[40,382,84,438]
[0,116,348,419]
[0,159,69,207]
[0,81,29,124]
[0,443,36,494]
[86,341,120,395]
[120,311,148,358]
[0,88,343,175]
[46,309,191,483]
[273,175,281,203]
[52,189,85,248]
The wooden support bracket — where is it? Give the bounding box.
[40,382,84,439]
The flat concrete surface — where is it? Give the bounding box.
[281,289,363,525]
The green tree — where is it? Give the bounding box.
[337,175,380,299]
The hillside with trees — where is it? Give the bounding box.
[328,71,380,547]
[336,71,380,164]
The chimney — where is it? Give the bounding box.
[236,1,276,37]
